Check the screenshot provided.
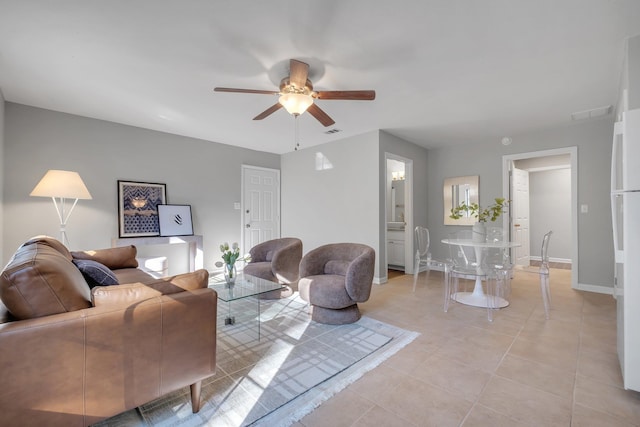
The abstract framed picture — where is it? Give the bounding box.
[118,180,167,238]
[158,204,194,237]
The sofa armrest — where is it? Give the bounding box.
[0,288,217,426]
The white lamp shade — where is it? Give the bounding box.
[30,170,92,200]
[278,93,314,115]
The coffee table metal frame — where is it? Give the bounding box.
[208,273,285,340]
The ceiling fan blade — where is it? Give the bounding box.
[253,103,283,120]
[289,59,309,89]
[214,87,279,95]
[315,90,376,100]
[306,103,335,127]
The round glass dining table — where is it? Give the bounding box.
[441,238,521,308]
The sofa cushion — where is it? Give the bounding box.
[92,269,209,306]
[71,245,138,270]
[144,269,210,295]
[91,282,162,307]
[0,241,91,320]
[72,259,119,288]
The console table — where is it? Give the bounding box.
[111,235,204,272]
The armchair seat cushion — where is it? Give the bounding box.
[299,275,354,309]
[243,262,276,282]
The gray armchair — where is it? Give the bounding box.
[243,237,303,299]
[298,243,375,324]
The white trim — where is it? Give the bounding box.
[373,275,386,285]
[503,147,579,290]
[576,283,614,295]
[530,256,572,264]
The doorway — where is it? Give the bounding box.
[385,154,414,278]
[502,147,578,289]
[241,165,281,255]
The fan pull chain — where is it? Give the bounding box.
[294,114,300,151]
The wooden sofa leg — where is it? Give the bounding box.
[190,381,202,413]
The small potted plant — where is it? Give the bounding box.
[215,242,251,284]
[450,197,509,242]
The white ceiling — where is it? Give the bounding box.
[1,1,639,154]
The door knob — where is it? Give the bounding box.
[245,224,250,228]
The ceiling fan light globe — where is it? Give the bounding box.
[279,93,313,115]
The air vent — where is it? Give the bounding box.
[324,128,341,134]
[571,105,612,121]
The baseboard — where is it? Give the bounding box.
[374,276,386,285]
[530,256,572,264]
[575,283,614,295]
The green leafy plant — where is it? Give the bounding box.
[449,197,508,222]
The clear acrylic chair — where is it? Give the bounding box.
[412,226,431,292]
[412,227,452,308]
[518,230,553,319]
[446,230,485,310]
[483,226,514,321]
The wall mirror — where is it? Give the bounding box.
[443,175,479,225]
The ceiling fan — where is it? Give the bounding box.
[214,59,375,127]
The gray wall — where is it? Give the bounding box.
[629,35,640,110]
[3,103,280,271]
[427,118,614,290]
[281,131,382,279]
[529,168,571,261]
[0,91,4,265]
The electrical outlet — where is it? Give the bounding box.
[581,204,588,213]
[233,202,241,210]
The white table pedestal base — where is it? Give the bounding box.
[452,277,509,308]
[452,292,509,308]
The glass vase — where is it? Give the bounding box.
[224,263,237,285]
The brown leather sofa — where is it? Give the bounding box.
[0,236,217,427]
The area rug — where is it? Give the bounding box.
[134,293,417,426]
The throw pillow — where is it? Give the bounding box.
[72,259,119,288]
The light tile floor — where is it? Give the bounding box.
[294,268,640,427]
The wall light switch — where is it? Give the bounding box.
[233,202,241,210]
[581,204,588,213]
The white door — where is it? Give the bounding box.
[242,166,280,254]
[511,166,531,267]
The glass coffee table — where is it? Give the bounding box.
[208,272,285,340]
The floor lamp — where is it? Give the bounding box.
[30,170,92,247]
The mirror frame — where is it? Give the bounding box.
[443,175,479,225]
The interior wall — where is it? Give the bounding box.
[628,34,640,110]
[0,90,4,265]
[427,117,614,289]
[2,103,280,270]
[529,168,571,261]
[281,131,381,280]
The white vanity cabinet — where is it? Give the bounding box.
[387,229,405,268]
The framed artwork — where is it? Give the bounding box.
[158,204,194,237]
[118,180,167,238]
